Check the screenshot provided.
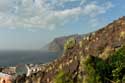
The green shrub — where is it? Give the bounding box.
[53,46,125,83]
[83,46,125,83]
[53,70,73,83]
[83,56,102,83]
[108,46,125,83]
[122,75,125,83]
[64,37,76,51]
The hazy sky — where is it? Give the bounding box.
[0,0,125,50]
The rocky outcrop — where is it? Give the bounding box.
[14,16,125,83]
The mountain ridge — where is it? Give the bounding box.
[14,16,125,83]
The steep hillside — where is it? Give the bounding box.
[14,16,125,83]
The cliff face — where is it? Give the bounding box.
[14,16,125,83]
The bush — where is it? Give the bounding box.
[83,56,102,83]
[108,46,125,83]
[83,46,125,83]
[122,75,125,83]
[64,37,76,51]
[53,46,125,83]
[120,31,125,38]
[53,70,73,83]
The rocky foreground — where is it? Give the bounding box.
[1,16,125,83]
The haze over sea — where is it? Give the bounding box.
[0,51,60,67]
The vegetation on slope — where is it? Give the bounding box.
[53,70,73,83]
[53,46,125,83]
[83,46,125,83]
[14,17,125,83]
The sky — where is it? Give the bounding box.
[0,0,125,50]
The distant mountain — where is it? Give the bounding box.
[14,16,125,83]
[47,34,86,52]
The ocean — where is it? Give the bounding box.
[0,51,61,67]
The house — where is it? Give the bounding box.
[25,64,42,76]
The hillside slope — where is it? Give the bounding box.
[14,16,125,83]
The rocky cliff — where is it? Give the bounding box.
[14,16,125,83]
